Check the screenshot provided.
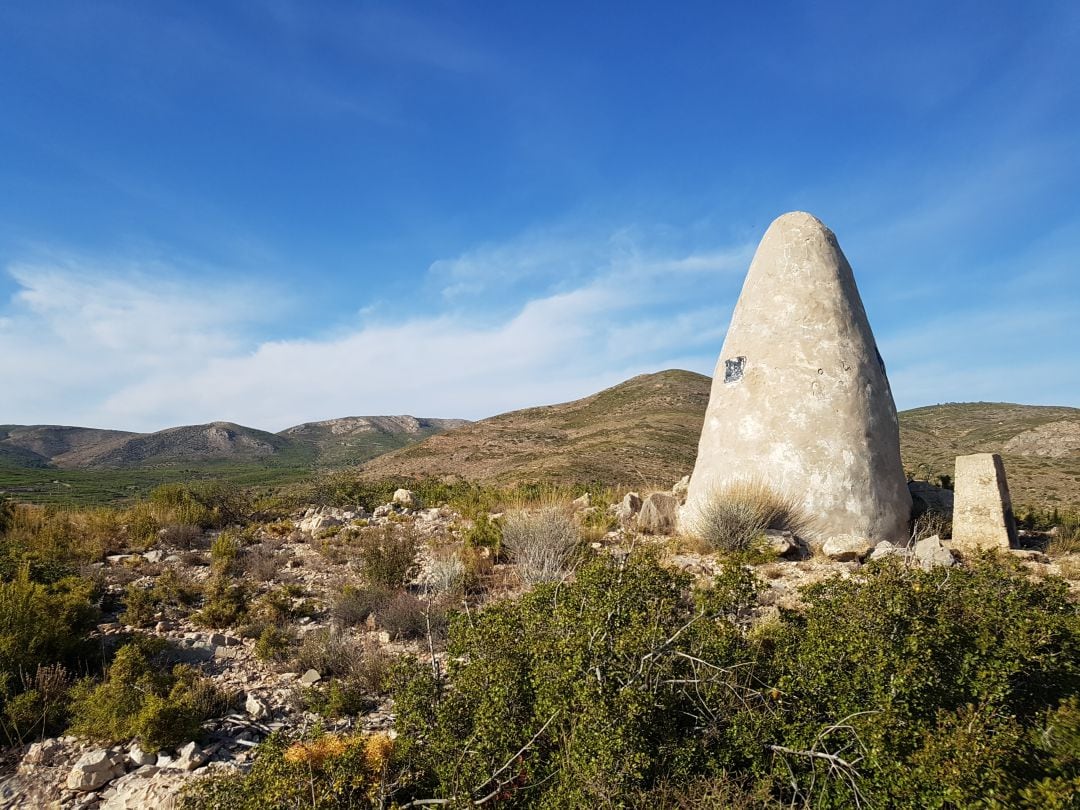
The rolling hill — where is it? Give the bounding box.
[3,375,1077,511]
[0,416,469,504]
[359,370,711,489]
[360,372,1080,511]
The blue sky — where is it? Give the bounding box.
[1,1,1078,431]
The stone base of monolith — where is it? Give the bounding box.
[951,453,1017,551]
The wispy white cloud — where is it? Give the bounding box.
[0,233,747,432]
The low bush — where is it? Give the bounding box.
[209,531,242,574]
[375,592,451,642]
[178,730,395,810]
[69,638,231,751]
[1,663,73,744]
[690,479,811,553]
[292,629,367,680]
[462,513,502,557]
[253,625,295,662]
[387,552,1080,808]
[194,574,248,628]
[331,583,394,628]
[501,503,581,585]
[356,526,419,589]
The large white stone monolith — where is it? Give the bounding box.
[681,212,911,544]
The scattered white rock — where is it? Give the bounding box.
[245,693,271,720]
[821,534,872,562]
[299,668,322,685]
[671,475,690,503]
[571,493,591,509]
[101,766,183,810]
[175,742,206,771]
[127,742,156,769]
[393,489,422,509]
[66,749,127,792]
[637,492,679,535]
[913,535,956,569]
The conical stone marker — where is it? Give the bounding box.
[681,212,911,544]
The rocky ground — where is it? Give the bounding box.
[2,483,1076,809]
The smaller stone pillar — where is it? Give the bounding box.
[951,453,1017,551]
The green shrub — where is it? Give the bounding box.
[194,574,248,628]
[178,729,395,810]
[122,569,201,628]
[253,625,295,662]
[1,663,73,743]
[69,639,231,751]
[689,479,811,553]
[462,513,502,556]
[387,552,1080,808]
[209,531,242,574]
[356,526,419,588]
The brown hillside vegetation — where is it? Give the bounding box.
[362,371,1080,511]
[361,370,711,489]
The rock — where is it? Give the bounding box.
[613,492,642,524]
[393,489,422,509]
[908,480,954,516]
[143,550,165,564]
[373,504,394,518]
[175,742,206,771]
[913,535,956,569]
[637,492,679,535]
[681,212,911,544]
[763,528,798,557]
[245,694,271,720]
[671,476,690,503]
[299,668,322,685]
[101,766,182,810]
[127,743,156,769]
[869,540,906,561]
[822,535,872,562]
[952,453,1017,551]
[571,493,591,509]
[1012,549,1051,564]
[21,737,62,769]
[67,749,127,792]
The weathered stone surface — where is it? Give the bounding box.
[66,749,127,792]
[913,535,956,569]
[681,212,911,544]
[952,453,1017,551]
[637,492,679,535]
[245,693,271,720]
[299,668,322,685]
[613,492,642,524]
[869,540,905,561]
[571,493,591,509]
[126,742,156,769]
[822,534,872,561]
[763,529,799,557]
[101,766,182,810]
[175,742,206,771]
[908,480,954,515]
[671,476,690,503]
[393,488,422,509]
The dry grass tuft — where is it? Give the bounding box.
[689,479,811,554]
[502,499,582,586]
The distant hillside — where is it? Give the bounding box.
[0,415,468,504]
[361,376,1080,511]
[360,370,711,488]
[899,402,1080,511]
[280,416,470,466]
